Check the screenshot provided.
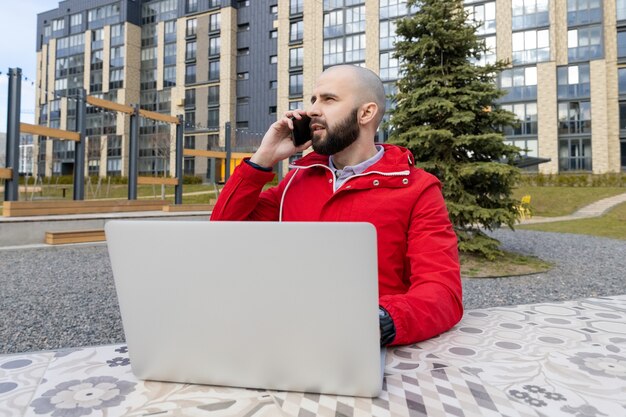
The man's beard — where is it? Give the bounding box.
[312,108,360,156]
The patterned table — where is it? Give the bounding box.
[2,295,625,417]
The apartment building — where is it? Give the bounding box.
[34,0,626,180]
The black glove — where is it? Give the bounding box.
[379,306,396,346]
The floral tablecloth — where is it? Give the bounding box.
[2,295,625,417]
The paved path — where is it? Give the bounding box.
[519,191,626,224]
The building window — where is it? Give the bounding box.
[70,13,82,33]
[619,0,626,21]
[618,31,626,60]
[209,37,220,56]
[290,21,303,42]
[324,38,343,66]
[324,10,343,37]
[185,111,196,130]
[209,60,220,80]
[505,138,539,158]
[620,102,626,130]
[269,106,277,114]
[380,0,409,19]
[208,85,220,105]
[567,0,602,26]
[559,138,592,171]
[289,73,303,96]
[558,101,591,135]
[109,69,123,90]
[185,89,196,108]
[466,1,496,35]
[270,29,278,39]
[568,26,603,62]
[52,18,65,32]
[209,0,222,8]
[380,19,399,51]
[512,29,550,64]
[345,34,366,63]
[186,41,197,60]
[165,20,176,42]
[345,5,366,33]
[187,0,198,13]
[186,19,197,37]
[500,66,538,101]
[511,0,549,30]
[289,101,303,110]
[290,0,304,15]
[379,52,399,81]
[501,102,538,137]
[208,109,219,130]
[270,80,278,89]
[270,55,278,64]
[110,46,124,68]
[270,5,278,16]
[237,96,250,105]
[237,72,249,80]
[238,23,250,32]
[236,121,249,129]
[210,13,221,32]
[473,35,497,66]
[619,68,626,95]
[164,43,177,66]
[290,47,304,68]
[184,136,195,149]
[557,64,591,99]
[238,47,250,56]
[186,64,196,84]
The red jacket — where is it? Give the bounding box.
[211,144,463,345]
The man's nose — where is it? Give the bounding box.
[308,103,321,117]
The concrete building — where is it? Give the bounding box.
[34,0,626,179]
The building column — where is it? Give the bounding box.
[537,61,559,174]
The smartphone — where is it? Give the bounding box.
[291,115,312,146]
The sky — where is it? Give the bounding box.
[0,0,60,132]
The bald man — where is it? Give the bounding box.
[211,65,463,346]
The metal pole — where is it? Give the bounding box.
[73,88,86,200]
[128,105,139,200]
[225,122,231,182]
[4,68,22,202]
[174,115,183,204]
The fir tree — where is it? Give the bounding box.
[388,0,522,260]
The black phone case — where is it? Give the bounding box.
[292,115,312,146]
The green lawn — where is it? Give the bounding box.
[517,201,626,240]
[513,186,626,217]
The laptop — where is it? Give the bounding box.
[105,220,383,397]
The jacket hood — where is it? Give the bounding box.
[289,144,415,171]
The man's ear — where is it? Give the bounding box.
[358,102,379,126]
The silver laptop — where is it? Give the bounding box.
[105,220,382,397]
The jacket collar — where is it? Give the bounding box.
[289,144,414,174]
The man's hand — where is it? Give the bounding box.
[250,110,312,168]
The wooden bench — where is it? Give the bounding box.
[2,199,167,217]
[162,203,215,212]
[45,229,106,245]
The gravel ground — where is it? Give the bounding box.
[1,229,625,354]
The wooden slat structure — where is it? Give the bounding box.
[0,168,12,179]
[183,149,254,159]
[139,109,180,124]
[86,96,134,114]
[20,123,80,141]
[45,229,106,245]
[137,176,179,186]
[162,203,215,212]
[3,199,167,217]
[86,95,180,124]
